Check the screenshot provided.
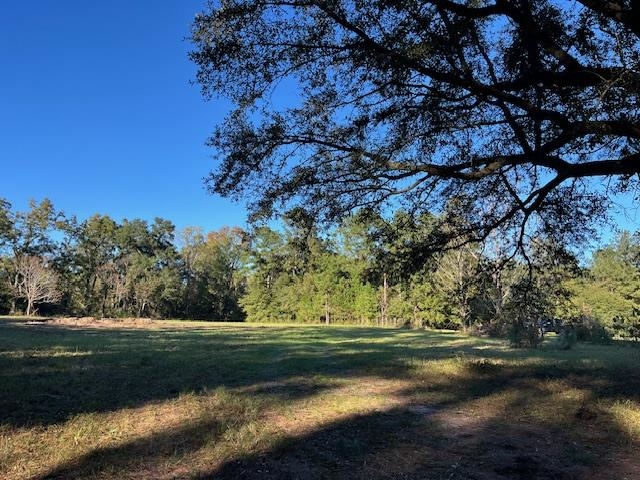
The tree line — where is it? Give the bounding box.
[0,199,245,321]
[1,198,638,343]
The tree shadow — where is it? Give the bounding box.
[1,319,639,431]
[199,383,637,480]
[0,320,484,428]
[37,417,224,479]
[35,370,639,480]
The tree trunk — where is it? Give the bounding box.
[381,272,388,326]
[10,272,19,314]
[460,303,469,331]
[101,290,108,317]
[324,293,330,325]
[90,275,98,314]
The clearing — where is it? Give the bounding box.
[0,317,639,479]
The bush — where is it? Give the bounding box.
[470,318,509,338]
[568,315,612,344]
[556,328,578,350]
[508,319,543,348]
[612,315,640,341]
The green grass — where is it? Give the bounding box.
[0,317,639,479]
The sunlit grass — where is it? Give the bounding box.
[0,317,638,479]
[610,400,640,444]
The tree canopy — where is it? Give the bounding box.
[190,0,640,253]
[2,198,639,344]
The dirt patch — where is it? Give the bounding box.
[54,316,154,328]
[7,316,256,332]
[406,404,440,415]
[9,316,167,330]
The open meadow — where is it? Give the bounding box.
[1,317,639,480]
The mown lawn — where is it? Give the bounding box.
[0,317,639,479]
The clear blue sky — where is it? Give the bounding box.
[0,1,247,232]
[0,2,636,244]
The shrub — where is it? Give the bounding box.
[612,314,640,341]
[556,328,577,350]
[508,319,543,348]
[568,315,612,344]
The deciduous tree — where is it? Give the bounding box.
[13,255,62,316]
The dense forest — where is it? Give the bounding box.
[1,198,638,344]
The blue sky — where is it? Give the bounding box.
[0,2,636,245]
[0,1,247,232]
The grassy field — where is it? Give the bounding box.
[0,317,639,480]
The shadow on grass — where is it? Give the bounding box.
[1,319,639,430]
[2,318,640,480]
[0,320,481,428]
[200,409,587,480]
[38,417,224,480]
[198,368,639,480]
[36,369,638,480]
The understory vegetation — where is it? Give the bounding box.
[1,199,639,345]
[0,319,638,479]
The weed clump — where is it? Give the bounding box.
[466,358,500,374]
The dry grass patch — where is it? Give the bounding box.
[609,400,640,444]
[0,317,639,479]
[1,389,267,479]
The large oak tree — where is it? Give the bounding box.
[190,0,640,253]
